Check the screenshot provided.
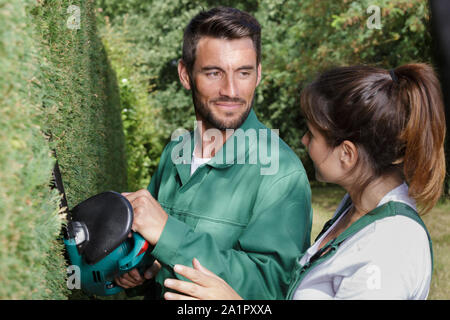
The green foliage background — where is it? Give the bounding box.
[97,0,448,300]
[97,0,442,191]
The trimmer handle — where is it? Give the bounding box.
[118,232,153,272]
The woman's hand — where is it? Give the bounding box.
[163,258,243,300]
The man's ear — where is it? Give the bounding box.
[256,63,262,87]
[178,59,191,90]
[339,140,358,170]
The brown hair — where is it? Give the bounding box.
[300,63,446,214]
[182,7,261,76]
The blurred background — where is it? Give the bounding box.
[0,0,448,299]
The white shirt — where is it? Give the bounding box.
[292,183,432,300]
[190,145,211,176]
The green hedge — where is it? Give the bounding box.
[0,0,126,299]
[0,0,67,299]
[32,0,127,208]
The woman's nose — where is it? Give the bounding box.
[301,133,309,147]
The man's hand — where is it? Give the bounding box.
[115,260,162,289]
[114,189,167,290]
[121,189,168,246]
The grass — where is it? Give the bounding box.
[310,183,449,300]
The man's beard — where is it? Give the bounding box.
[191,83,253,131]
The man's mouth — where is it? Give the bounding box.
[214,102,242,109]
[212,99,246,110]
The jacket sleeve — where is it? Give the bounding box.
[147,141,173,198]
[150,169,312,299]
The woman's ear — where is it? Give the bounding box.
[339,140,358,170]
[178,59,192,90]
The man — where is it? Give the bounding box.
[115,6,312,300]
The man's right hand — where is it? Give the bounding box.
[114,260,161,289]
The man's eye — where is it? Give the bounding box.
[206,71,221,79]
[239,71,251,78]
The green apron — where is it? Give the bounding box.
[286,200,433,299]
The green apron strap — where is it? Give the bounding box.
[286,201,433,299]
[314,195,353,242]
[333,201,433,270]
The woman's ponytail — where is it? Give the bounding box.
[394,63,446,214]
[300,63,446,214]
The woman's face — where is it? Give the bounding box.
[301,122,343,183]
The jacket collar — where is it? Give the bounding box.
[208,108,259,169]
[174,109,261,185]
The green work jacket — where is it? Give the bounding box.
[147,109,312,299]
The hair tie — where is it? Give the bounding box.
[389,69,398,82]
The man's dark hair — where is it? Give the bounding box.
[182,7,261,76]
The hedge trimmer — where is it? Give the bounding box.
[51,161,154,296]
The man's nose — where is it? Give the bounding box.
[219,75,238,97]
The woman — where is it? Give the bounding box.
[163,63,446,300]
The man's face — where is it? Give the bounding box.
[179,36,261,130]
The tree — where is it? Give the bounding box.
[98,0,442,192]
